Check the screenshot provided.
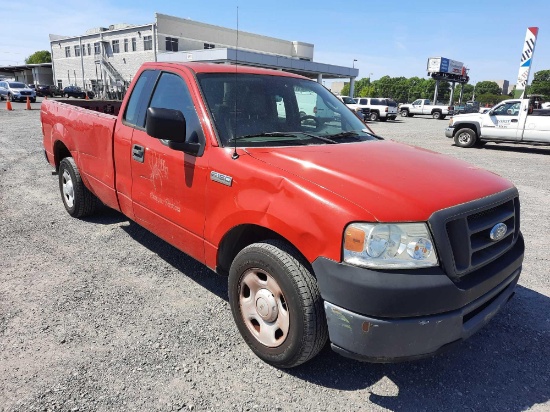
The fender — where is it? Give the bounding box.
[452,121,481,137]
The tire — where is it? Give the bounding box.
[432,111,442,119]
[369,112,379,121]
[7,93,12,102]
[65,93,70,98]
[58,157,99,217]
[228,240,328,368]
[453,128,477,148]
[400,109,409,117]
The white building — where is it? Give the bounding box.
[50,13,359,97]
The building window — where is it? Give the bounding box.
[166,37,178,52]
[143,35,152,51]
[112,40,120,54]
[74,45,80,57]
[94,42,100,55]
[124,38,129,53]
[57,80,63,89]
[65,46,71,58]
[132,37,137,51]
[204,43,215,49]
[87,44,91,55]
[81,44,86,56]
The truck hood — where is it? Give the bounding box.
[452,113,482,122]
[244,140,513,222]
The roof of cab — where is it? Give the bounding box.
[140,61,310,80]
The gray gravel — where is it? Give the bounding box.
[1,99,549,411]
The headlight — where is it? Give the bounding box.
[343,222,438,269]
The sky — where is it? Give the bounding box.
[1,0,549,85]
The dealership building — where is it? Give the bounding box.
[49,13,359,97]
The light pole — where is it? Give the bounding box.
[353,59,357,69]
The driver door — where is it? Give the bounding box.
[481,100,522,140]
[130,70,209,262]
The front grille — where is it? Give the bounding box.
[429,188,520,281]
[20,91,31,96]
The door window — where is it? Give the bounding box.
[148,72,204,144]
[492,101,521,116]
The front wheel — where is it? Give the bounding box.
[228,240,327,368]
[454,128,477,148]
[400,109,409,117]
[58,157,99,217]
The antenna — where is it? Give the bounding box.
[232,6,240,160]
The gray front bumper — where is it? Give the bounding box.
[325,269,519,362]
[445,127,454,138]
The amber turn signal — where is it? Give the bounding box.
[344,226,365,252]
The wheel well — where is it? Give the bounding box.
[431,109,442,113]
[53,140,71,170]
[370,109,380,114]
[453,123,478,137]
[216,224,310,276]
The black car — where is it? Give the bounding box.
[63,86,94,99]
[36,85,60,97]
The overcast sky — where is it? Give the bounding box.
[1,0,548,85]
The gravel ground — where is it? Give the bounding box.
[0,99,549,412]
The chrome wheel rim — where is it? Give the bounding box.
[457,132,471,144]
[239,269,289,348]
[62,169,75,208]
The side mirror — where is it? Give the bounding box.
[146,107,202,155]
[146,107,187,143]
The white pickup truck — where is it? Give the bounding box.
[400,99,452,120]
[445,98,550,147]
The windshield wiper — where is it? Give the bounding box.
[229,132,337,144]
[229,132,299,141]
[325,131,384,140]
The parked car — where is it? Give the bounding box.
[399,99,452,119]
[354,97,398,121]
[0,81,36,102]
[36,85,59,97]
[63,86,94,99]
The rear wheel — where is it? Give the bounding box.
[454,128,477,148]
[228,240,327,368]
[369,112,379,121]
[432,111,442,119]
[58,157,99,217]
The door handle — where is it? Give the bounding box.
[132,144,144,163]
[511,119,518,123]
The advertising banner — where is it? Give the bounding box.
[514,27,539,98]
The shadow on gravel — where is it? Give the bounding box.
[82,206,128,225]
[120,221,228,302]
[479,143,550,155]
[287,285,550,411]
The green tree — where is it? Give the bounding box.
[25,50,52,64]
[477,93,508,105]
[341,82,350,97]
[453,84,474,102]
[474,81,501,96]
[529,69,550,97]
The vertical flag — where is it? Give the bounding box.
[514,27,539,98]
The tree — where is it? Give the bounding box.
[474,81,501,96]
[454,84,474,102]
[529,69,550,97]
[476,93,508,105]
[25,50,51,64]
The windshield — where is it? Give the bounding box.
[8,82,26,89]
[341,97,356,105]
[197,73,377,147]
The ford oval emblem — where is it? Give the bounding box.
[490,223,507,241]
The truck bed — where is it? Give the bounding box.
[41,99,121,210]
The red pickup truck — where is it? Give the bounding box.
[41,62,524,368]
